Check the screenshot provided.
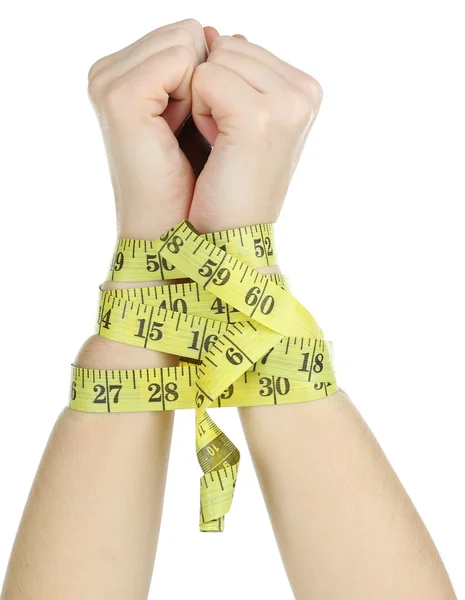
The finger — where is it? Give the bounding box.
[191,62,259,144]
[233,34,247,40]
[88,19,207,82]
[101,45,195,132]
[210,35,322,101]
[89,28,198,87]
[204,26,220,52]
[207,48,289,95]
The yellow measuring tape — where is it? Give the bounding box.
[69,221,337,531]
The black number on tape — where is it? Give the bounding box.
[259,377,290,397]
[173,298,187,313]
[189,331,218,352]
[264,237,273,256]
[109,385,122,403]
[135,319,164,341]
[211,297,226,315]
[226,348,243,365]
[206,443,220,457]
[148,383,161,402]
[148,382,179,403]
[160,298,188,314]
[92,384,122,404]
[245,287,275,315]
[199,259,217,278]
[314,382,331,392]
[195,390,205,408]
[114,252,124,271]
[212,268,230,286]
[260,295,275,315]
[149,322,164,341]
[165,382,179,401]
[205,334,218,352]
[245,286,260,306]
[163,260,175,271]
[167,236,184,254]
[254,238,265,258]
[199,261,231,286]
[220,385,234,399]
[275,378,290,395]
[70,381,77,401]
[253,237,273,258]
[260,346,275,364]
[146,255,175,273]
[146,254,159,272]
[101,309,112,330]
[189,330,200,350]
[159,229,173,242]
[93,384,106,403]
[314,353,324,373]
[299,352,324,373]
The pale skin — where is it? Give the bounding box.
[1,18,456,600]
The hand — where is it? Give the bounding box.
[87,18,208,240]
[189,31,323,232]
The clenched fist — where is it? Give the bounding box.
[189,30,323,232]
[87,18,207,240]
[87,19,322,241]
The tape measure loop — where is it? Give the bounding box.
[70,220,337,531]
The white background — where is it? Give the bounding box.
[0,0,463,597]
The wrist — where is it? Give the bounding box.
[101,278,188,291]
[256,265,281,276]
[76,281,184,369]
[77,225,280,369]
[116,201,190,241]
[74,335,179,370]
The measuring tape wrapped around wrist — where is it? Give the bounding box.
[69,221,337,532]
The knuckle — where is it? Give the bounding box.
[87,73,105,103]
[87,57,107,82]
[312,78,324,105]
[170,43,194,66]
[180,17,203,33]
[251,99,273,132]
[207,48,228,63]
[169,26,194,47]
[95,75,130,113]
[192,61,210,86]
[300,73,323,107]
[286,86,315,123]
[211,35,233,51]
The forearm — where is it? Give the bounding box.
[239,386,456,599]
[2,272,178,600]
